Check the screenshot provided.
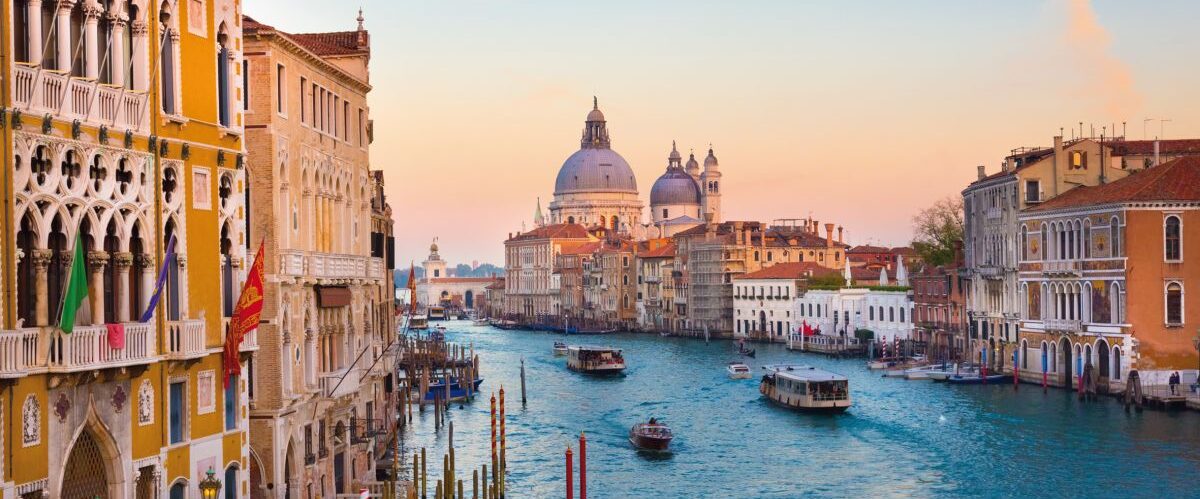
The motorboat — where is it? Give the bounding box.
[566,345,626,374]
[429,306,447,321]
[407,314,429,331]
[472,318,490,326]
[928,364,979,382]
[727,362,752,380]
[553,341,569,356]
[420,376,485,403]
[567,327,618,335]
[760,364,850,413]
[904,363,951,380]
[948,373,1012,385]
[629,421,673,451]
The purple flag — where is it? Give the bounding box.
[139,235,177,322]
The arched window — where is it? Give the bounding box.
[1165,215,1182,261]
[1040,341,1047,373]
[1110,217,1120,257]
[1166,282,1183,325]
[225,465,239,498]
[888,307,895,322]
[753,251,760,262]
[899,307,905,323]
[169,480,187,499]
[16,214,37,325]
[1112,346,1122,380]
[567,216,575,224]
[159,2,177,114]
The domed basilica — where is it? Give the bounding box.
[545,99,723,238]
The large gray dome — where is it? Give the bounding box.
[650,168,701,206]
[554,148,638,195]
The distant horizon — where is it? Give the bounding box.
[247,0,1200,264]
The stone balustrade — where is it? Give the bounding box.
[12,64,150,134]
[48,323,156,372]
[0,328,47,378]
[166,319,207,360]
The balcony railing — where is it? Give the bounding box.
[277,250,385,280]
[12,64,149,134]
[240,326,259,352]
[350,417,385,444]
[1042,260,1081,276]
[1043,318,1083,332]
[48,323,156,372]
[0,328,46,378]
[166,319,207,360]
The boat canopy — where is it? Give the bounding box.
[762,364,847,382]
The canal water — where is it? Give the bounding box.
[397,323,1200,498]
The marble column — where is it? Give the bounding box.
[26,0,43,65]
[112,251,133,322]
[108,15,127,87]
[88,251,109,325]
[136,253,156,314]
[305,328,317,388]
[31,249,54,326]
[55,1,74,74]
[82,2,101,79]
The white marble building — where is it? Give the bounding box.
[792,288,913,344]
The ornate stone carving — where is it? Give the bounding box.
[112,251,134,270]
[135,253,156,268]
[87,251,111,269]
[176,254,188,269]
[138,379,154,425]
[112,385,128,413]
[22,395,40,447]
[53,393,70,423]
[31,249,54,269]
[130,20,149,36]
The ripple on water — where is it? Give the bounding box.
[395,324,1200,498]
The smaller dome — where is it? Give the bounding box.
[685,153,699,170]
[586,108,605,122]
[430,241,439,253]
[650,169,702,206]
[704,147,719,167]
[669,141,681,160]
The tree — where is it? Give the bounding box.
[912,196,963,267]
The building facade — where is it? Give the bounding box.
[733,263,833,342]
[635,240,676,331]
[503,224,597,321]
[912,259,967,360]
[244,13,396,498]
[414,241,497,312]
[1015,157,1200,390]
[2,0,254,496]
[792,287,914,345]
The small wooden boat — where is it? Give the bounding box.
[473,318,490,326]
[567,327,619,335]
[727,362,752,380]
[629,422,673,451]
[553,341,569,356]
[567,346,626,374]
[421,377,484,403]
[760,364,850,413]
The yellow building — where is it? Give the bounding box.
[1,0,252,497]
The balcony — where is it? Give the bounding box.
[320,368,362,399]
[644,275,661,284]
[48,323,156,372]
[369,258,386,279]
[1042,260,1081,276]
[166,319,207,360]
[1043,318,1083,332]
[350,417,386,444]
[240,326,259,352]
[12,64,149,134]
[0,328,46,378]
[277,250,384,280]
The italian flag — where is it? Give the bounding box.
[59,231,89,333]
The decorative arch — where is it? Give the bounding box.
[56,402,126,498]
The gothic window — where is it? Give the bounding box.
[104,221,120,321]
[17,215,36,325]
[69,2,84,76]
[124,1,138,89]
[40,2,57,69]
[1165,215,1182,261]
[159,2,177,114]
[162,166,178,204]
[61,150,83,191]
[220,222,234,317]
[14,0,29,62]
[22,395,40,446]
[98,2,113,84]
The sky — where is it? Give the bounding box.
[245,0,1200,265]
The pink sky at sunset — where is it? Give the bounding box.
[246,0,1200,266]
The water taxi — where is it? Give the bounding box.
[904,363,950,380]
[407,314,429,331]
[420,376,485,403]
[727,362,752,379]
[928,364,978,382]
[566,345,626,374]
[553,341,569,356]
[760,364,851,413]
[629,420,673,451]
[429,306,447,321]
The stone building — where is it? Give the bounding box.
[414,240,497,311]
[733,262,835,342]
[635,239,677,331]
[1015,156,1200,390]
[1,0,254,496]
[503,224,597,320]
[554,241,601,321]
[244,13,396,498]
[912,252,968,360]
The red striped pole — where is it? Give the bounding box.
[565,446,574,499]
[579,432,587,499]
[1042,370,1048,393]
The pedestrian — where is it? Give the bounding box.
[1169,371,1179,395]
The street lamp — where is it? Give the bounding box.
[199,467,222,499]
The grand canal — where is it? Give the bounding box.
[398,323,1200,498]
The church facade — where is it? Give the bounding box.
[415,241,498,311]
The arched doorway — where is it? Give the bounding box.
[759,311,767,334]
[61,424,121,498]
[1060,338,1072,389]
[1096,338,1110,384]
[465,290,474,309]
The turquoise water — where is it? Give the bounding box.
[396,323,1200,498]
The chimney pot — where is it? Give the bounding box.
[837,226,844,243]
[976,165,986,180]
[824,223,835,248]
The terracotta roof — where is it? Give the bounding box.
[848,245,892,254]
[559,241,602,256]
[1028,156,1200,212]
[851,267,883,281]
[243,16,368,57]
[891,246,917,256]
[508,223,592,242]
[1108,139,1200,156]
[735,262,838,280]
[638,242,676,259]
[426,277,498,284]
[485,279,506,290]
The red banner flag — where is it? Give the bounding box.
[224,242,266,389]
[407,263,418,315]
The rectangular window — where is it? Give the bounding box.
[300,77,307,122]
[358,109,365,146]
[332,95,339,136]
[224,374,238,430]
[242,59,249,111]
[343,101,350,141]
[1025,180,1040,203]
[169,381,186,444]
[276,64,286,114]
[311,84,318,127]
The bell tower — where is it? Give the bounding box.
[422,238,447,279]
[700,146,722,223]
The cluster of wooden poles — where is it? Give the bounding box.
[402,388,509,499]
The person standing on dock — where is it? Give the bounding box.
[1169,372,1180,395]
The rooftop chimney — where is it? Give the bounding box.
[1154,139,1160,167]
[837,226,844,244]
[976,165,986,180]
[824,223,835,248]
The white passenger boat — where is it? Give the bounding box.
[904,363,950,380]
[566,345,626,374]
[553,341,569,356]
[407,314,429,331]
[928,363,979,382]
[760,364,851,413]
[727,362,752,380]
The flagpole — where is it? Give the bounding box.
[54,221,86,332]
